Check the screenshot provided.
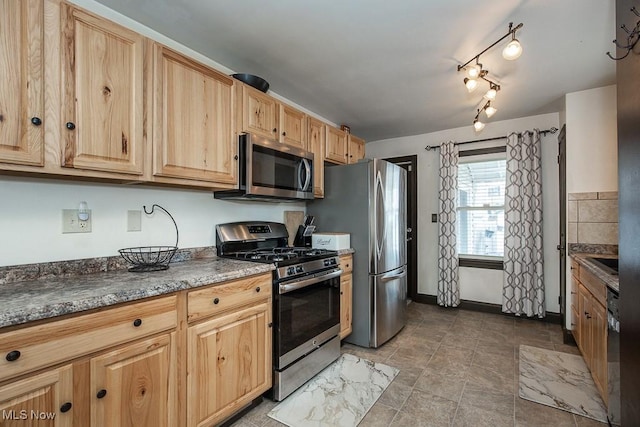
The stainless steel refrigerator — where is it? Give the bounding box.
[307,159,407,348]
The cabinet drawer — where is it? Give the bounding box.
[187,273,272,322]
[339,255,353,274]
[570,258,580,274]
[0,296,177,382]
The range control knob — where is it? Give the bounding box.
[324,259,330,267]
[287,267,296,276]
[295,265,304,274]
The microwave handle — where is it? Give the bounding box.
[298,159,311,191]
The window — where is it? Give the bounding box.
[457,150,506,263]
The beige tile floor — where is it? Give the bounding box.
[231,302,608,427]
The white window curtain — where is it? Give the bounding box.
[502,130,545,317]
[438,141,460,307]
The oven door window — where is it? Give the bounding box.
[275,276,340,359]
[252,145,311,192]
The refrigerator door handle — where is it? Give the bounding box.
[379,266,407,283]
[374,170,386,261]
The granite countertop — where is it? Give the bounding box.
[337,248,355,255]
[571,253,619,294]
[0,257,274,329]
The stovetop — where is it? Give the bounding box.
[224,247,338,266]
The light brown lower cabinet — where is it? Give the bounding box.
[570,258,608,405]
[339,254,354,339]
[0,272,273,427]
[0,364,74,427]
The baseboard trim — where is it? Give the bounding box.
[412,294,561,323]
[219,396,263,427]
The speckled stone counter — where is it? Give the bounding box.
[0,257,274,329]
[571,253,619,294]
[337,248,355,255]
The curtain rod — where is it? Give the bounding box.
[424,127,558,151]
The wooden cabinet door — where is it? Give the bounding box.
[591,300,608,403]
[325,126,348,164]
[60,4,144,175]
[90,334,176,427]
[340,274,353,339]
[0,0,44,167]
[239,85,278,139]
[307,117,326,198]
[577,283,591,360]
[187,302,271,427]
[348,134,365,164]
[279,104,306,148]
[153,45,236,185]
[0,364,73,427]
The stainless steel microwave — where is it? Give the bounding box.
[214,133,314,201]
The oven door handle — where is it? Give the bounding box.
[279,269,342,294]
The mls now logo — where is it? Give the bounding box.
[2,410,56,420]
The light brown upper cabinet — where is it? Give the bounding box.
[307,117,326,198]
[0,0,44,167]
[151,44,236,187]
[60,3,145,175]
[237,83,279,140]
[348,134,365,164]
[325,126,348,164]
[279,104,307,148]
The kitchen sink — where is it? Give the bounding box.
[588,257,619,275]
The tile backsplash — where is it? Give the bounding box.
[568,192,618,245]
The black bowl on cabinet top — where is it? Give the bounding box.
[231,74,269,92]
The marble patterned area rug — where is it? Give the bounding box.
[519,344,608,423]
[268,353,399,427]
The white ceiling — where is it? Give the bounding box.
[93,0,617,141]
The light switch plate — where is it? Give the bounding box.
[62,209,92,233]
[127,210,142,232]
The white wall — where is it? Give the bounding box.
[0,176,304,266]
[565,85,618,193]
[564,84,618,328]
[366,113,561,314]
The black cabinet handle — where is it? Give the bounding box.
[6,350,20,362]
[213,298,220,305]
[60,402,73,413]
[66,122,76,130]
[256,287,261,293]
[586,314,592,319]
[133,318,142,327]
[273,128,277,133]
[96,389,107,399]
[234,155,238,160]
[282,131,286,137]
[31,117,42,126]
[268,322,273,328]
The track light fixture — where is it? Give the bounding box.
[457,22,523,130]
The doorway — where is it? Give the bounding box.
[384,155,417,301]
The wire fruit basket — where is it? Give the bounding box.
[118,205,179,272]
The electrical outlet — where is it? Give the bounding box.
[127,210,142,232]
[62,209,92,233]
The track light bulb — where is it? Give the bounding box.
[485,105,497,118]
[484,88,497,101]
[467,64,481,79]
[502,38,522,60]
[464,78,478,92]
[473,119,485,132]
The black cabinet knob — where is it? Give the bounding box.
[213,297,220,305]
[256,287,261,293]
[65,122,76,130]
[273,128,277,133]
[60,402,73,413]
[282,131,286,137]
[234,155,238,160]
[96,389,107,399]
[268,322,273,328]
[133,318,142,327]
[31,117,42,126]
[6,350,20,362]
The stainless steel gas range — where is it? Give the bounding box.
[216,221,342,401]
